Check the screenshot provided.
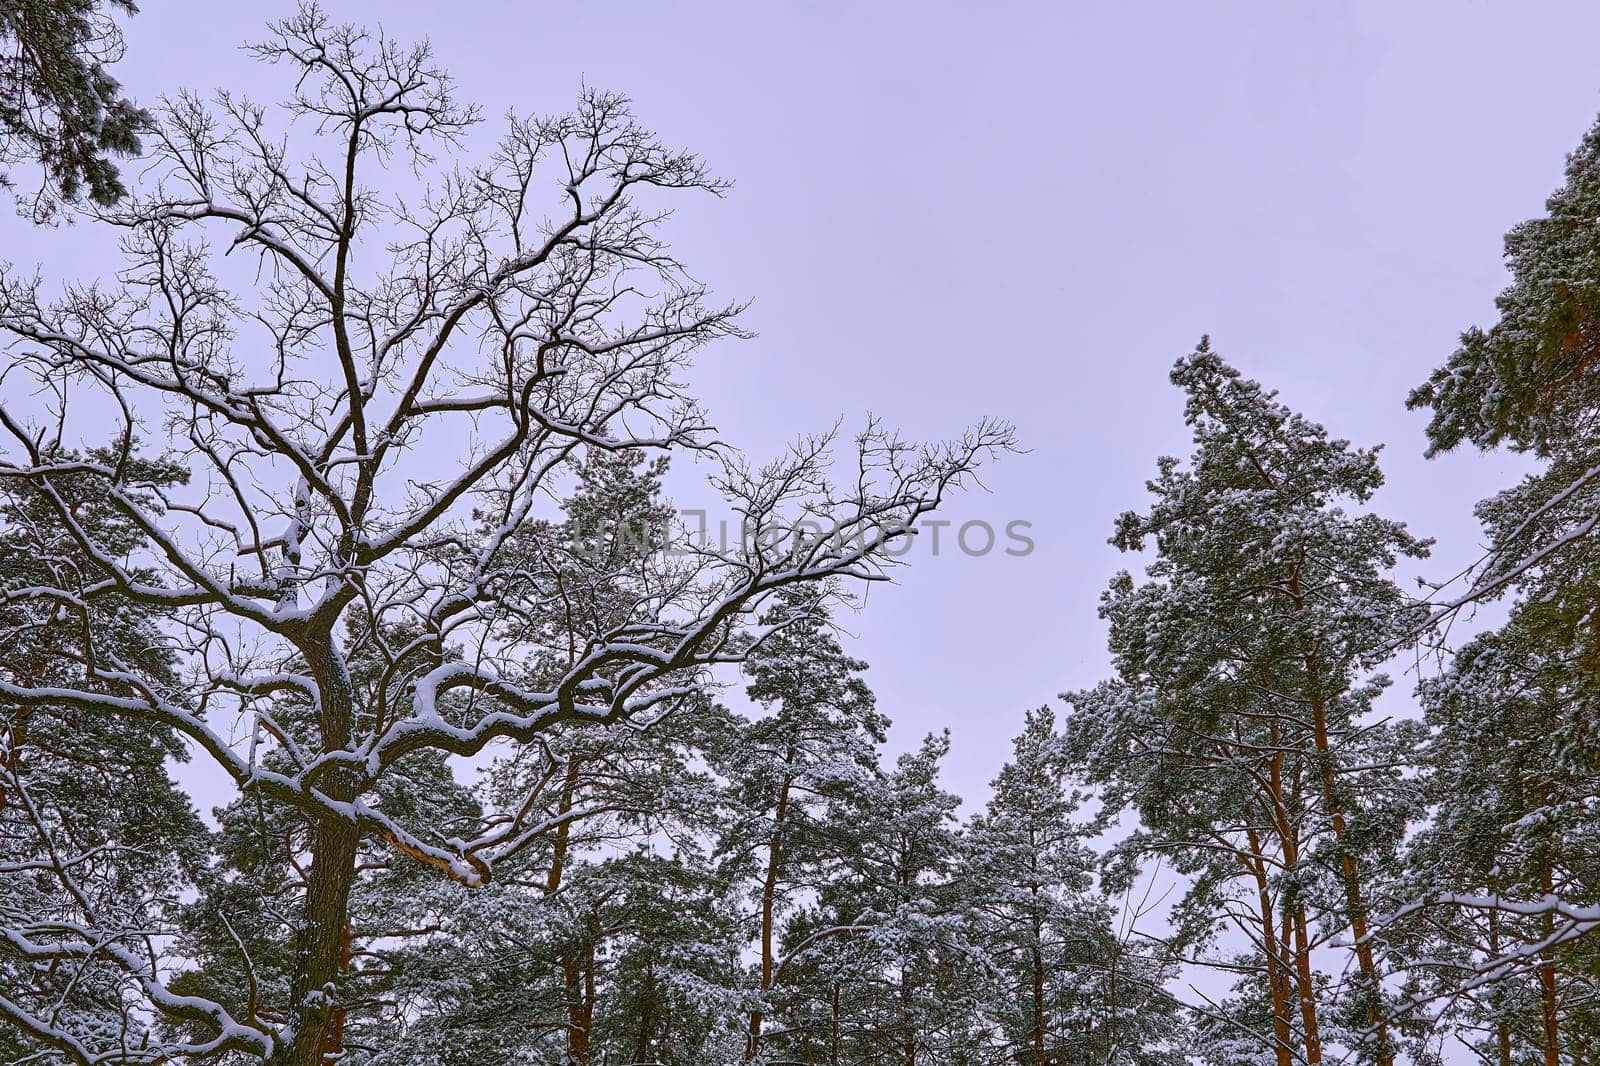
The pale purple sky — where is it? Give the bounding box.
[7,1,1594,801]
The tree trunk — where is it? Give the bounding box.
[1246,828,1296,1066]
[1537,848,1562,1066]
[1309,700,1392,1064]
[561,952,593,1066]
[1292,571,1393,1066]
[747,773,793,1060]
[830,982,842,1066]
[274,816,360,1066]
[326,920,353,1058]
[1485,877,1513,1066]
[1271,770,1322,1064]
[1031,940,1047,1065]
[632,969,656,1063]
[1537,935,1562,1066]
[1263,716,1321,1064]
[1288,895,1323,1065]
[547,758,581,896]
[1106,935,1119,1061]
[547,760,591,1066]
[275,637,360,1066]
[902,988,917,1066]
[1029,849,1047,1066]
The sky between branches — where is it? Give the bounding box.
[3,0,1592,808]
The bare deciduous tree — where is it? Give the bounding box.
[0,9,1011,1063]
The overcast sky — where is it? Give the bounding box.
[5,0,1596,803]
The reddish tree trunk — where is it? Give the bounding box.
[747,773,793,1060]
[1537,847,1562,1066]
[1246,827,1296,1066]
[1291,569,1393,1066]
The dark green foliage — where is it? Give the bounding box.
[0,0,146,204]
[1409,114,1600,459]
[1067,346,1430,1064]
[1399,616,1600,1064]
[1405,104,1600,1064]
[0,449,208,1060]
[966,707,1183,1065]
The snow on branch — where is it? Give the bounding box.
[0,7,1010,1061]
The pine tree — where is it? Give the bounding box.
[1406,105,1600,680]
[1400,616,1600,1066]
[0,0,146,205]
[715,583,889,1060]
[0,449,209,1061]
[574,850,743,1064]
[1068,344,1430,1065]
[800,732,987,1066]
[966,706,1183,1065]
[1065,676,1319,1066]
[487,447,677,681]
[423,693,736,1066]
[358,449,742,1065]
[1404,106,1600,1066]
[1405,115,1600,809]
[465,448,735,1064]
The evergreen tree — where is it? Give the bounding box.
[716,583,889,1060]
[468,448,734,1064]
[966,707,1182,1065]
[1408,110,1600,638]
[1066,676,1318,1066]
[1406,105,1600,1066]
[571,850,743,1064]
[1068,345,1429,1065]
[1406,113,1600,768]
[361,449,741,1065]
[1406,105,1600,686]
[1400,617,1600,1066]
[799,732,987,1066]
[0,449,209,1061]
[0,0,146,205]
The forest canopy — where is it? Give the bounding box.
[1,6,1598,1066]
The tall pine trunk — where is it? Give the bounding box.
[631,969,657,1064]
[748,773,793,1060]
[1485,881,1514,1066]
[1536,837,1562,1066]
[1245,827,1296,1066]
[547,759,592,1066]
[1292,568,1394,1066]
[902,970,918,1066]
[1265,718,1322,1064]
[1029,853,1048,1065]
[830,982,842,1066]
[1030,940,1047,1065]
[1288,893,1322,1065]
